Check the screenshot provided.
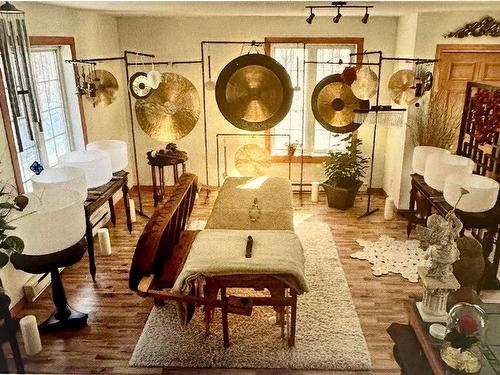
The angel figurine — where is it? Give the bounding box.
[417,210,463,281]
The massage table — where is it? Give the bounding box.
[129,174,306,347]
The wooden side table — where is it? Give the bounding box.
[407,174,500,290]
[84,170,132,281]
[396,300,500,375]
[150,161,186,207]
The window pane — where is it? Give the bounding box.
[15,47,73,190]
[270,42,356,156]
[271,46,306,155]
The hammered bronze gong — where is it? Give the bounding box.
[388,69,416,106]
[234,143,271,177]
[85,69,119,107]
[312,74,369,134]
[215,54,293,131]
[135,72,200,142]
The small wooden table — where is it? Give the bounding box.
[407,174,500,290]
[84,170,132,280]
[149,159,186,207]
[404,300,500,375]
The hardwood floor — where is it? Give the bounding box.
[5,189,421,374]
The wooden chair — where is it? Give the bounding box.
[129,173,298,348]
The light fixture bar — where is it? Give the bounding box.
[305,1,374,24]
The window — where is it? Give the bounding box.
[266,38,363,162]
[17,47,74,191]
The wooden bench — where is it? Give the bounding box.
[129,173,298,348]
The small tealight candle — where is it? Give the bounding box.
[20,315,42,356]
[311,182,320,203]
[98,228,112,256]
[129,199,137,223]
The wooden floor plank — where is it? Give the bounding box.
[4,190,421,374]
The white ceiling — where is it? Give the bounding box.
[40,0,500,17]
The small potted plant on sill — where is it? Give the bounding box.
[285,141,301,157]
[321,134,368,210]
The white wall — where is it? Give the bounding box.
[0,2,125,307]
[117,15,398,188]
[383,13,418,208]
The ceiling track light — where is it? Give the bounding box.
[333,8,342,23]
[361,7,369,24]
[305,2,373,25]
[306,9,315,24]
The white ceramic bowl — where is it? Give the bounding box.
[31,167,88,202]
[87,140,128,173]
[424,154,475,192]
[59,149,112,189]
[444,173,499,212]
[412,146,450,175]
[9,189,85,255]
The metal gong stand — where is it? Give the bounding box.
[348,51,438,219]
[67,52,202,217]
[201,40,301,190]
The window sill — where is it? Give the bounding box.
[271,154,328,164]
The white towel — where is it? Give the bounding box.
[172,229,309,295]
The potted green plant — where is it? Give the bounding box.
[321,134,368,210]
[0,183,28,308]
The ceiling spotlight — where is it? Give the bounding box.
[306,9,315,24]
[333,9,342,23]
[361,8,369,24]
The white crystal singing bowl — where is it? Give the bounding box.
[444,173,499,213]
[58,149,112,189]
[412,146,450,175]
[9,189,85,255]
[31,167,88,202]
[424,154,475,192]
[86,139,128,173]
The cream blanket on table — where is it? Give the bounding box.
[172,229,309,295]
[206,176,294,231]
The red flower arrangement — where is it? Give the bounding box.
[445,313,480,351]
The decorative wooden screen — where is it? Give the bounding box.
[457,82,500,181]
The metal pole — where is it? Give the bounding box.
[299,42,306,198]
[124,51,149,218]
[358,52,382,219]
[201,42,210,185]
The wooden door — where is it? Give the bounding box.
[435,44,500,115]
[434,45,500,146]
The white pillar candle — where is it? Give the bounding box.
[98,228,112,256]
[129,199,137,223]
[19,315,42,356]
[384,197,394,220]
[311,182,320,203]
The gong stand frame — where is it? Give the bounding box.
[201,40,271,187]
[67,52,202,218]
[215,133,292,186]
[347,50,438,219]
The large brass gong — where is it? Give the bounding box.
[311,74,369,134]
[135,72,200,142]
[215,54,293,131]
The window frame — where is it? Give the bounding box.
[0,36,87,193]
[264,37,364,164]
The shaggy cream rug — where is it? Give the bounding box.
[129,222,371,370]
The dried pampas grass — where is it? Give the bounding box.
[409,91,461,150]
